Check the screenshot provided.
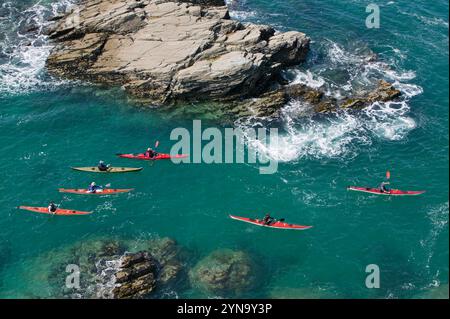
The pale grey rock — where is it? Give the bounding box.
[46,0,310,105]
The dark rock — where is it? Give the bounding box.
[341,80,401,109]
[232,80,401,118]
[108,251,158,298]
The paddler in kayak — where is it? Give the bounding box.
[88,182,103,193]
[97,160,110,172]
[262,213,275,225]
[144,147,158,159]
[378,181,391,193]
[48,201,57,214]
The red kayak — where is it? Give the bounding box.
[19,206,92,216]
[117,153,188,160]
[58,188,133,195]
[229,215,312,230]
[347,186,425,196]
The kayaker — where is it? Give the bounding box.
[144,147,157,159]
[263,213,274,225]
[379,181,391,193]
[48,202,57,214]
[88,182,102,193]
[97,160,110,171]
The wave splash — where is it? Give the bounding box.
[237,41,423,163]
[0,0,76,95]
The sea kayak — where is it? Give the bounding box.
[19,206,92,216]
[229,215,312,230]
[117,153,188,160]
[71,167,143,173]
[347,186,425,196]
[58,188,134,195]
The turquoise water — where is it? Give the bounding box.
[0,0,448,298]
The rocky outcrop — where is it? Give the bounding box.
[44,0,401,117]
[215,79,401,119]
[20,237,185,299]
[189,249,255,296]
[46,0,310,105]
[107,251,158,299]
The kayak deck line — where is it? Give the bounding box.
[229,215,312,230]
[347,186,425,196]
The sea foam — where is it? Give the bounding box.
[0,0,76,95]
[237,41,423,163]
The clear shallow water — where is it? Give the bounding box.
[0,0,448,298]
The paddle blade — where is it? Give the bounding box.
[386,170,391,180]
[155,141,159,148]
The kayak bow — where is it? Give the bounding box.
[347,186,425,196]
[229,215,312,230]
[19,206,92,216]
[58,188,133,195]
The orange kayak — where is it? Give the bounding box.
[58,188,133,195]
[19,206,92,216]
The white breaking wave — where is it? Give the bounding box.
[256,105,368,162]
[237,41,423,163]
[0,0,76,95]
[225,0,257,21]
[291,70,326,89]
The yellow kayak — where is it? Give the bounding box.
[71,167,143,173]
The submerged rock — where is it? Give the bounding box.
[46,0,310,105]
[189,249,255,295]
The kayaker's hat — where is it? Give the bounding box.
[91,182,96,186]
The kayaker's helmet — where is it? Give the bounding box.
[147,148,152,151]
[99,160,104,164]
[91,182,96,186]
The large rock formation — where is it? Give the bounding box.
[46,0,310,105]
